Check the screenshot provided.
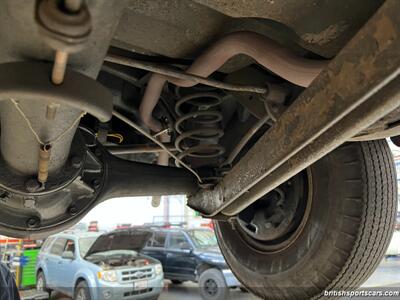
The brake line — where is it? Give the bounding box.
[112,110,203,183]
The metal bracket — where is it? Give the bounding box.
[188,0,400,217]
[0,62,113,122]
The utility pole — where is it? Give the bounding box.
[163,196,170,224]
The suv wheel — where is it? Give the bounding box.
[215,140,397,299]
[36,271,51,294]
[74,281,91,300]
[199,269,229,300]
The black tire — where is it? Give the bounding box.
[215,140,397,299]
[171,279,184,284]
[74,280,91,300]
[198,268,229,300]
[36,271,51,294]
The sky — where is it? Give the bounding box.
[81,139,400,231]
[81,195,189,231]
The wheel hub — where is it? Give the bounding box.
[204,278,218,296]
[236,170,311,252]
[0,61,111,238]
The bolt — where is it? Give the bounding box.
[46,103,60,120]
[38,144,52,185]
[25,179,41,193]
[265,222,273,229]
[71,156,82,169]
[68,205,78,216]
[24,198,36,209]
[50,0,84,85]
[52,50,69,85]
[26,217,40,228]
[92,179,101,189]
[64,0,83,12]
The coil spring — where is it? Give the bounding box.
[174,92,225,167]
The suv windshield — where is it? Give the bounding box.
[187,229,218,248]
[79,236,98,257]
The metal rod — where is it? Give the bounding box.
[101,65,142,88]
[112,110,203,183]
[51,0,83,85]
[126,31,326,178]
[45,103,60,120]
[187,0,400,216]
[133,30,326,137]
[52,51,69,85]
[37,144,51,185]
[64,0,83,12]
[221,114,270,167]
[223,75,400,215]
[106,144,176,155]
[105,54,268,94]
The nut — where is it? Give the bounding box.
[25,179,41,193]
[92,179,101,189]
[36,0,92,52]
[26,217,41,228]
[24,198,36,209]
[68,205,78,216]
[71,156,82,169]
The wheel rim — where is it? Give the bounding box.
[204,278,218,296]
[36,276,44,291]
[76,288,87,300]
[236,169,312,253]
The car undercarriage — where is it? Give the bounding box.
[0,0,399,298]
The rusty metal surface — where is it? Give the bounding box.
[114,0,383,59]
[224,75,400,216]
[111,0,396,138]
[188,0,400,215]
[192,0,384,57]
[36,0,92,53]
[105,54,269,93]
[351,106,400,141]
[0,0,127,78]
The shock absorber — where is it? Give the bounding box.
[174,92,225,173]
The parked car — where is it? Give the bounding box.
[395,212,400,231]
[142,227,240,300]
[36,229,164,300]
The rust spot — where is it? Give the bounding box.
[302,22,348,46]
[373,16,397,51]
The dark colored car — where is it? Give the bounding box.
[0,2,398,299]
[141,228,240,300]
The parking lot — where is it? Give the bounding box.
[47,258,400,300]
[50,282,257,300]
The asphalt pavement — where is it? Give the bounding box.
[49,257,400,300]
[50,281,258,300]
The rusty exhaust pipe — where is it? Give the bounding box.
[139,31,327,134]
[138,31,327,185]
